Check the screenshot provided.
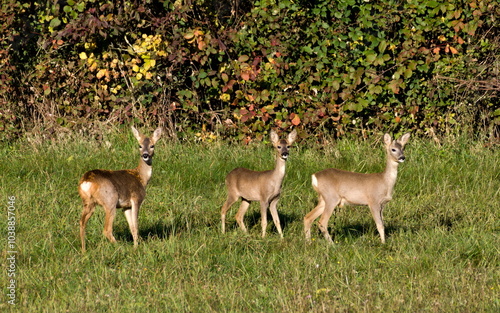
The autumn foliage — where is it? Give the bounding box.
[1,0,498,141]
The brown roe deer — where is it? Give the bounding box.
[78,126,162,252]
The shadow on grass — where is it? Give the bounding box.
[114,220,191,243]
[309,222,415,242]
[228,209,302,235]
[140,221,179,240]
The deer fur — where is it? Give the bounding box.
[304,133,410,243]
[78,126,162,252]
[221,129,297,238]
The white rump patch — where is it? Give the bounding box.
[80,181,93,195]
[311,174,318,188]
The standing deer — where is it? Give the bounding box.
[78,126,162,252]
[304,133,410,244]
[221,129,298,238]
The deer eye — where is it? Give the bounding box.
[139,145,143,149]
[150,145,155,149]
[391,148,396,152]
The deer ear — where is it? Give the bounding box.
[152,127,162,143]
[383,133,392,146]
[398,133,410,146]
[287,129,297,144]
[270,130,279,144]
[131,126,142,142]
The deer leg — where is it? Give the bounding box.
[124,200,141,247]
[102,205,117,244]
[235,200,251,233]
[317,198,339,244]
[259,200,270,238]
[221,194,238,234]
[269,197,283,238]
[369,203,385,243]
[80,201,96,253]
[304,195,326,241]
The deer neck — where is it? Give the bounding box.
[382,156,399,193]
[272,156,287,183]
[135,158,153,187]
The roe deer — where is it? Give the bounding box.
[221,129,298,238]
[304,133,410,244]
[78,126,162,252]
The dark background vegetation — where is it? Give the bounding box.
[1,0,499,142]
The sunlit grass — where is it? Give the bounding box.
[0,131,498,312]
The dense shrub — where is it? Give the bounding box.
[1,0,498,141]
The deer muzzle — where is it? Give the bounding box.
[142,153,153,165]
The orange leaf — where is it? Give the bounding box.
[449,46,458,54]
[388,79,402,94]
[291,114,301,126]
[241,72,250,81]
[197,39,206,50]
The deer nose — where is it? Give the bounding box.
[142,153,150,160]
[281,152,289,159]
[398,156,406,162]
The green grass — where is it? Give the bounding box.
[1,131,499,312]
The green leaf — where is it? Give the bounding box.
[378,40,387,53]
[238,55,249,62]
[49,18,61,28]
[302,45,313,54]
[199,70,208,79]
[75,2,85,12]
[427,1,439,8]
[365,51,377,64]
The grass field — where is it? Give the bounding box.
[1,129,499,312]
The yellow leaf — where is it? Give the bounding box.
[79,52,87,59]
[136,73,143,80]
[89,61,98,72]
[96,69,107,79]
[219,93,230,102]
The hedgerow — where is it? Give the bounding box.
[1,0,498,141]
